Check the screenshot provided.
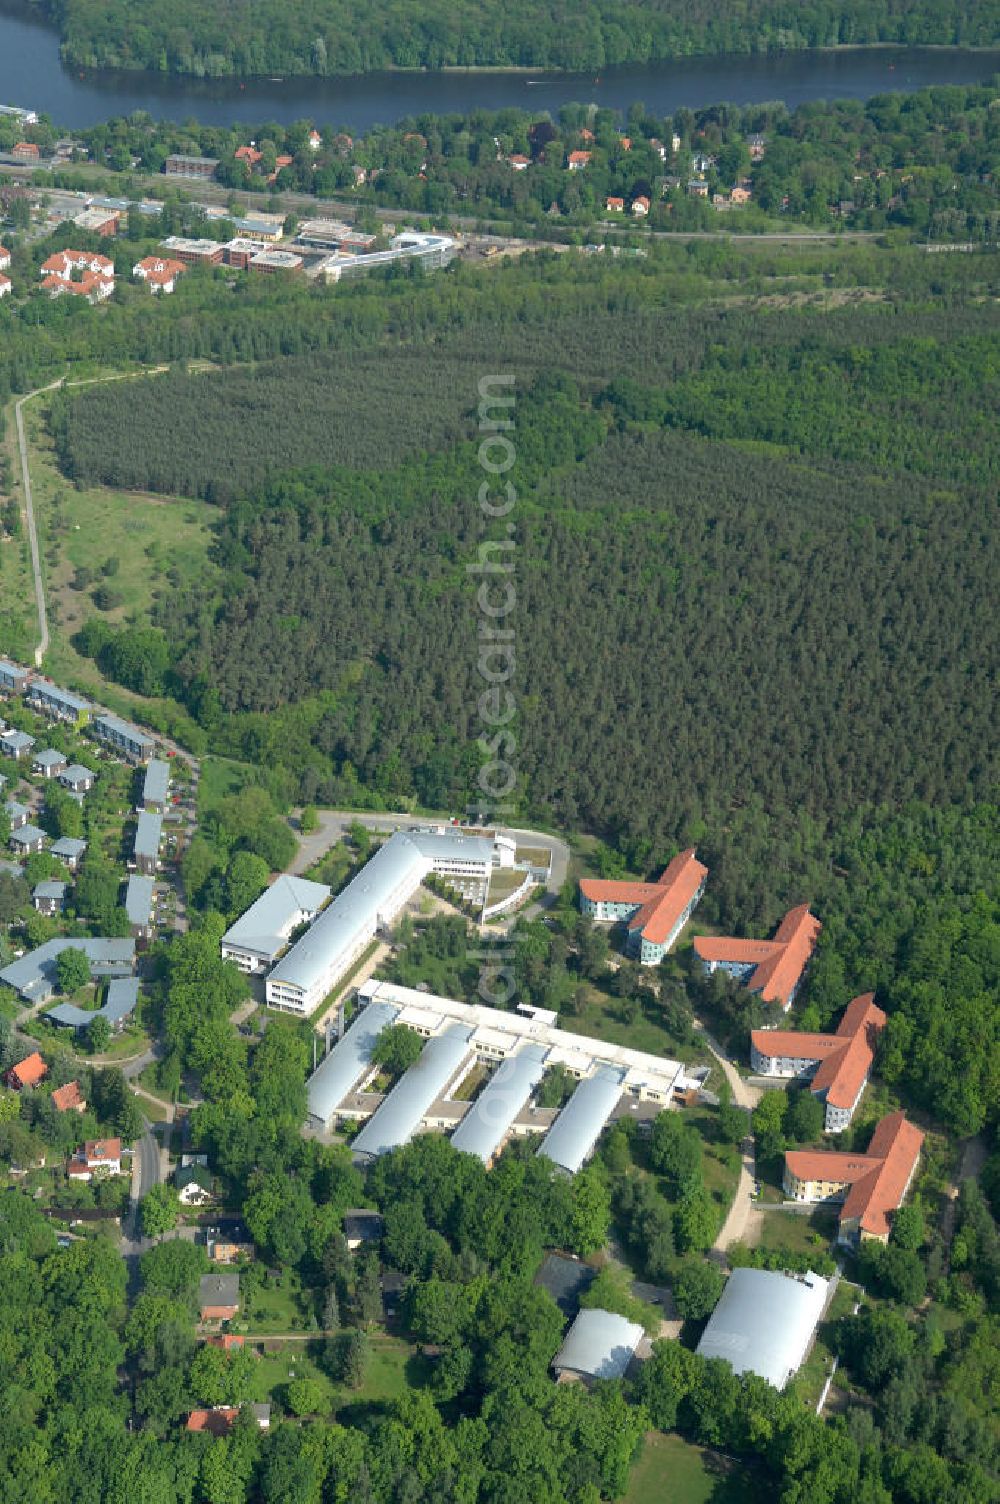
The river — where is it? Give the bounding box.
[1,6,999,130]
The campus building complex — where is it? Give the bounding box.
[578,847,708,965]
[750,993,887,1132]
[220,874,331,974]
[306,979,702,1170]
[263,828,509,1014]
[783,1111,924,1247]
[693,904,821,1011]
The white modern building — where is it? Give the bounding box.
[695,1267,831,1390]
[307,979,697,1171]
[221,874,331,973]
[265,828,502,1014]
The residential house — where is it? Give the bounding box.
[687,180,709,198]
[746,132,767,161]
[308,129,322,150]
[124,873,155,942]
[5,799,29,830]
[10,825,46,856]
[0,249,10,273]
[132,811,162,875]
[567,151,591,170]
[91,713,155,762]
[605,196,624,212]
[205,1334,245,1351]
[6,1052,47,1090]
[133,255,186,293]
[2,729,35,759]
[750,993,886,1132]
[200,1272,240,1322]
[509,154,530,171]
[730,185,752,205]
[649,138,667,161]
[579,848,708,966]
[176,1163,214,1205]
[235,145,263,171]
[141,759,170,813]
[693,905,821,1012]
[343,1209,385,1251]
[12,142,40,162]
[50,836,87,870]
[27,681,91,723]
[186,1404,269,1434]
[0,659,29,695]
[51,1080,86,1113]
[208,1238,253,1263]
[33,880,68,916]
[67,1138,123,1180]
[784,1112,924,1247]
[692,152,716,173]
[631,196,650,216]
[58,764,95,794]
[32,748,67,779]
[0,274,10,299]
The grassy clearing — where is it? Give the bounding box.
[793,1279,858,1410]
[252,1333,424,1419]
[21,396,217,685]
[746,1206,839,1259]
[623,1432,762,1504]
[197,756,253,818]
[571,981,706,1066]
[685,1106,742,1228]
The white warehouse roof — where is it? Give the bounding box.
[695,1267,831,1390]
[352,1023,473,1161]
[222,874,331,963]
[306,1000,400,1125]
[537,1066,626,1175]
[450,1042,548,1163]
[553,1308,644,1381]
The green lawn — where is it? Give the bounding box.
[571,981,706,1066]
[623,1432,763,1504]
[793,1279,858,1410]
[197,756,253,819]
[251,1333,426,1419]
[746,1207,839,1260]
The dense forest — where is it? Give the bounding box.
[55,248,999,860]
[57,83,1000,241]
[20,0,1000,76]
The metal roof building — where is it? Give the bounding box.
[537,1066,626,1175]
[222,874,331,972]
[695,1267,831,1390]
[27,681,91,719]
[51,836,87,865]
[306,999,400,1126]
[47,975,140,1030]
[92,713,155,761]
[125,873,155,930]
[552,1309,645,1382]
[2,938,134,1002]
[451,1043,548,1163]
[0,659,28,693]
[352,1024,474,1162]
[142,759,170,808]
[134,811,162,865]
[266,829,494,1014]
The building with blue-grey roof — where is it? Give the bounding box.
[552,1309,645,1383]
[125,873,155,939]
[133,811,162,874]
[6,799,29,829]
[33,748,67,778]
[1,938,134,1003]
[92,713,155,763]
[222,874,331,974]
[11,824,46,855]
[351,1024,474,1162]
[47,975,141,1033]
[51,836,87,869]
[451,1043,549,1164]
[142,759,170,812]
[33,879,67,915]
[0,659,29,695]
[537,1066,627,1176]
[27,681,91,723]
[306,999,400,1128]
[59,764,95,794]
[1,729,34,759]
[266,828,497,1015]
[695,1267,831,1391]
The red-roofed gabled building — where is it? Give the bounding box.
[6,1052,47,1090]
[751,993,886,1132]
[67,1137,122,1179]
[133,255,186,293]
[784,1111,924,1246]
[693,904,821,1011]
[52,1080,86,1113]
[567,151,592,170]
[580,848,708,966]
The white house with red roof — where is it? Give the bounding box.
[579,848,708,966]
[67,1137,122,1179]
[0,247,11,272]
[39,249,114,303]
[133,255,186,293]
[0,273,10,298]
[784,1111,924,1246]
[693,904,821,1011]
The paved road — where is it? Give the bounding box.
[13,378,63,665]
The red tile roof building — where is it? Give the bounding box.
[693,904,821,1011]
[784,1111,924,1246]
[6,1052,48,1089]
[0,272,9,299]
[606,196,624,212]
[205,1334,246,1351]
[132,255,186,293]
[567,151,592,170]
[39,250,115,303]
[580,848,708,966]
[51,1080,86,1113]
[67,1137,122,1179]
[12,142,40,161]
[235,145,263,169]
[751,993,886,1132]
